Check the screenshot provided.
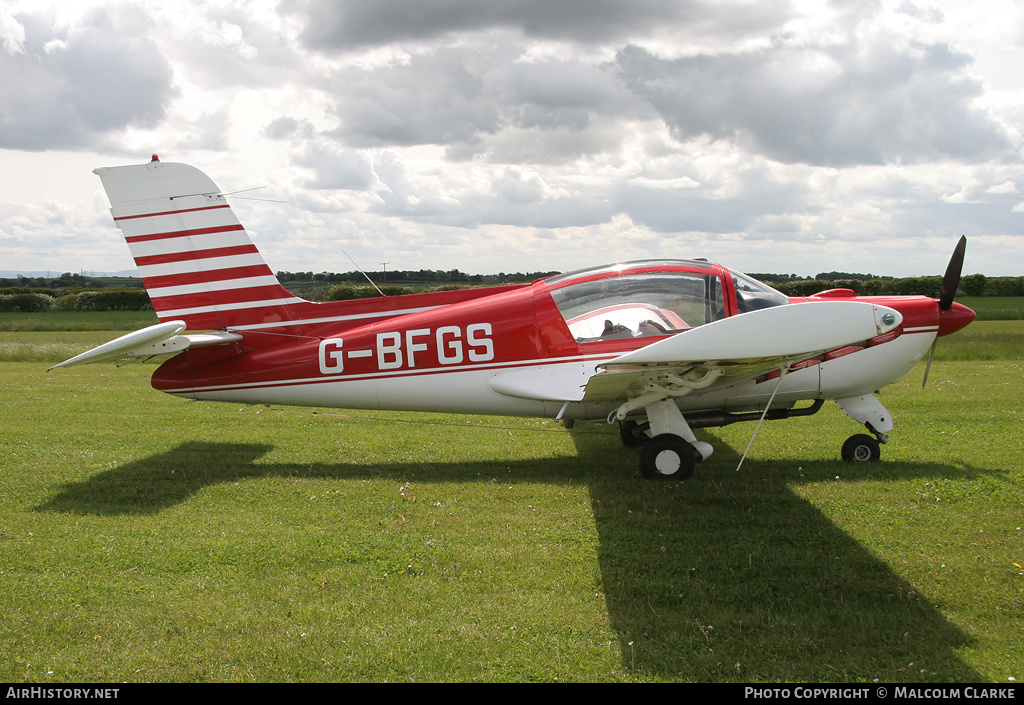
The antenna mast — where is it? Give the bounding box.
[343,250,387,297]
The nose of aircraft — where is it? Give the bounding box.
[937,301,976,337]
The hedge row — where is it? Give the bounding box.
[774,274,1024,298]
[0,290,153,313]
[316,283,476,301]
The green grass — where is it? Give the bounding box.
[933,320,1024,361]
[1,356,1021,682]
[959,297,1024,321]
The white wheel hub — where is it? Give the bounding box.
[655,449,682,475]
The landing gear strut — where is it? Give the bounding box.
[612,399,713,480]
[619,419,649,448]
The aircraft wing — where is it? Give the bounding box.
[49,320,242,370]
[579,301,902,403]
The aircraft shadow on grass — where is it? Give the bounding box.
[36,433,984,681]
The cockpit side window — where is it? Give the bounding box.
[550,272,723,343]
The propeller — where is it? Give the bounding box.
[922,236,967,388]
[938,235,967,312]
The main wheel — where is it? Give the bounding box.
[640,434,696,480]
[841,433,881,462]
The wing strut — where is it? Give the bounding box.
[735,364,791,472]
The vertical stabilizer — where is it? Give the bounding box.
[94,158,304,330]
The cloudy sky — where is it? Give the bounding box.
[2,0,1023,279]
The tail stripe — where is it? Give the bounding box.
[128,228,253,258]
[116,203,240,238]
[126,223,245,244]
[114,204,231,221]
[148,275,284,299]
[134,244,261,267]
[142,264,274,290]
[136,253,270,279]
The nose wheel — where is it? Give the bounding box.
[841,433,881,462]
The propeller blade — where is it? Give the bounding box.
[922,339,937,389]
[938,236,967,311]
[925,237,969,387]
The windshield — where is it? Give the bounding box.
[731,271,790,313]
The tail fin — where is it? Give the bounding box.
[94,158,304,330]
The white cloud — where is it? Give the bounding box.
[0,5,175,151]
[1,0,1023,278]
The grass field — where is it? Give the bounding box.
[0,319,1021,682]
[959,297,1024,321]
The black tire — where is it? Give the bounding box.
[640,434,696,480]
[619,420,649,448]
[841,434,881,462]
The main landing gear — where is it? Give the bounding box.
[620,418,703,479]
[614,399,713,480]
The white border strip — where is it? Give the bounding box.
[139,253,268,278]
[148,275,283,298]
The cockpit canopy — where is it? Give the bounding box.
[545,260,788,343]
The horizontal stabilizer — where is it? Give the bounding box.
[49,320,242,370]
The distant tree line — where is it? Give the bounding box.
[0,272,145,290]
[770,273,1020,298]
[2,270,1022,313]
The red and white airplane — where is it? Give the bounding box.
[54,157,976,479]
